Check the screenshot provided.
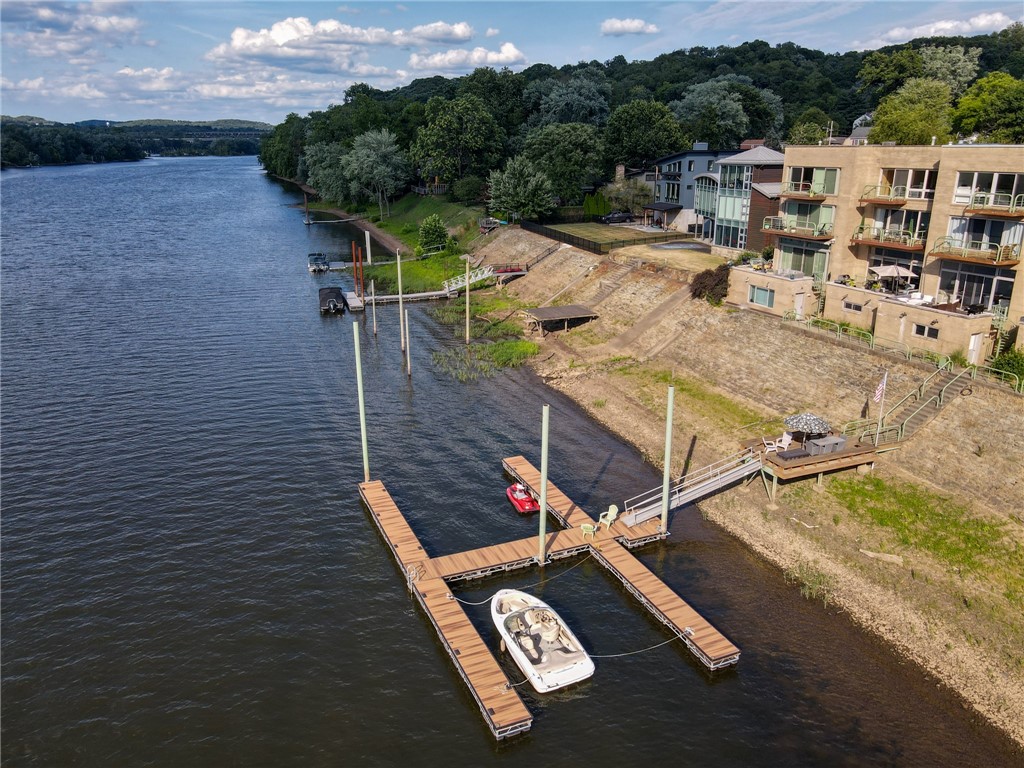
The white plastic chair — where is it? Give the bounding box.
[763,432,793,453]
[598,504,619,531]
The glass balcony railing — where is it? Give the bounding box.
[929,236,1021,264]
[762,217,833,239]
[850,226,926,248]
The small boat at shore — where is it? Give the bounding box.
[319,287,348,314]
[506,483,539,514]
[308,253,329,273]
[491,589,595,693]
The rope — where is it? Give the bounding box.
[590,636,678,658]
[446,552,596,604]
[497,676,533,692]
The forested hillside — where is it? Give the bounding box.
[258,25,1024,217]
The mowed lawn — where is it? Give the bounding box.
[545,222,670,244]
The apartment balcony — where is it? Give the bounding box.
[859,185,909,206]
[779,181,828,201]
[962,192,1024,218]
[929,236,1021,266]
[762,216,834,241]
[850,226,926,252]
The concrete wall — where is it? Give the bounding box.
[726,266,816,318]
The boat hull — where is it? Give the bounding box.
[506,484,539,514]
[490,589,594,693]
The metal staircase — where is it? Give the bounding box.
[621,449,762,527]
[841,365,972,446]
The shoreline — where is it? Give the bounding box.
[300,210,1024,750]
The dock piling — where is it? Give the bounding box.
[353,321,370,483]
[661,386,675,532]
[538,404,550,565]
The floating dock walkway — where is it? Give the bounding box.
[358,457,740,740]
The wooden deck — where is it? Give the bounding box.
[358,460,741,741]
[758,443,878,480]
[502,455,667,547]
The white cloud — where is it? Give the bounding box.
[600,18,659,36]
[1,1,144,61]
[852,11,1016,50]
[116,66,184,92]
[408,41,526,71]
[205,16,476,74]
[486,27,500,37]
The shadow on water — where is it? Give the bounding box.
[1,158,1020,767]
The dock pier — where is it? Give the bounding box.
[358,456,740,740]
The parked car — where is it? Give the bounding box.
[600,210,635,224]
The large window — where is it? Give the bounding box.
[938,261,1015,310]
[880,168,937,199]
[782,201,835,232]
[749,285,775,308]
[870,249,922,287]
[870,209,930,239]
[954,172,1024,205]
[788,166,839,195]
[779,241,827,277]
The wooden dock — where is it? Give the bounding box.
[357,458,741,740]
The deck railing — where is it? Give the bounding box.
[860,184,908,202]
[781,181,828,196]
[929,236,1020,263]
[965,191,1024,213]
[763,216,833,238]
[851,226,925,248]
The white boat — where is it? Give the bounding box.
[491,589,595,693]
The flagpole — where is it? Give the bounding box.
[874,370,888,446]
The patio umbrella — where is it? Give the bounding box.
[869,264,916,278]
[784,413,831,434]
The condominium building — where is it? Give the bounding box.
[726,143,1024,363]
[644,143,738,233]
[711,146,785,255]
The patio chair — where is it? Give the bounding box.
[762,433,793,454]
[597,504,619,531]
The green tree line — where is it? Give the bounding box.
[0,120,265,168]
[258,25,1023,219]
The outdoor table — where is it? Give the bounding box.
[807,435,845,455]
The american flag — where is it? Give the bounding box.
[873,372,888,403]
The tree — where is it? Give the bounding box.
[258,112,307,179]
[487,156,556,221]
[521,122,604,204]
[669,76,783,148]
[411,95,504,182]
[303,142,349,203]
[920,45,981,98]
[599,177,652,214]
[605,100,686,168]
[857,46,923,99]
[340,128,409,217]
[457,66,526,140]
[538,77,610,126]
[418,214,448,252]
[869,78,952,145]
[786,107,834,145]
[952,72,1024,143]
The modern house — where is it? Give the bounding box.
[726,143,1024,362]
[710,146,785,256]
[645,143,739,233]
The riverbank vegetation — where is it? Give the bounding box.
[0,117,269,167]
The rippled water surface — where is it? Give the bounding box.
[2,158,1019,767]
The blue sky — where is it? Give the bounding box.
[1,1,1019,124]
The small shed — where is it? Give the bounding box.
[522,305,598,335]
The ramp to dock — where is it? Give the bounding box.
[621,449,762,527]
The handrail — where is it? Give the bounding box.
[883,362,951,423]
[968,363,1023,393]
[850,225,925,248]
[938,367,975,404]
[622,449,759,519]
[860,184,908,201]
[965,191,1024,213]
[781,181,828,196]
[442,265,494,293]
[763,216,834,237]
[929,236,1020,263]
[838,326,873,347]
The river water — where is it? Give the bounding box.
[1,157,1018,767]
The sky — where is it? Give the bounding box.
[1,1,1020,125]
